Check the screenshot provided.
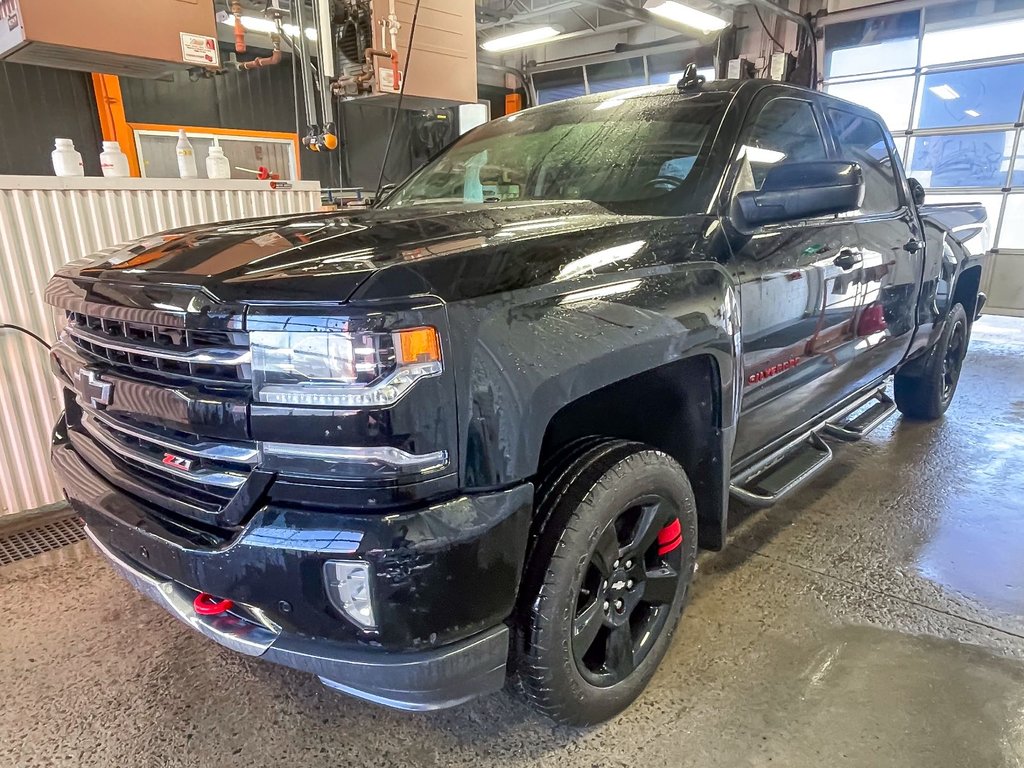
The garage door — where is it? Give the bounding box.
[823,0,1024,316]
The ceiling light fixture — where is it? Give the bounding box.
[928,84,960,100]
[642,0,729,33]
[480,25,563,52]
[965,109,981,117]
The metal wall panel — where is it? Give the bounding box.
[0,177,321,516]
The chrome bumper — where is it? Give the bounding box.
[83,525,510,711]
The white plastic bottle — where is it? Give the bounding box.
[99,141,130,178]
[175,129,198,179]
[51,138,85,177]
[205,139,231,179]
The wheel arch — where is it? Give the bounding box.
[534,353,731,551]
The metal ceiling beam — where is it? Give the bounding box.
[477,1,584,30]
[573,0,713,35]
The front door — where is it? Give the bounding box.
[727,93,866,461]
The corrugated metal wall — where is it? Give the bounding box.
[0,177,321,516]
[0,61,104,176]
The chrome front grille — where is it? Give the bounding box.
[65,311,251,384]
[77,403,258,515]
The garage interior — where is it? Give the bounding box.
[2,0,1024,765]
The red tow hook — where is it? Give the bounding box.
[193,592,234,616]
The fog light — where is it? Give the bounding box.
[324,560,376,630]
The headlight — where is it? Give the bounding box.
[251,326,442,407]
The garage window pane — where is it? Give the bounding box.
[997,194,1024,248]
[585,58,646,94]
[534,68,586,104]
[824,11,920,78]
[825,76,915,132]
[921,0,1024,66]
[907,132,1014,188]
[925,192,1004,245]
[915,63,1024,129]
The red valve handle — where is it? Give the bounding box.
[193,592,234,616]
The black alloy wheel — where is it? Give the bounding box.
[941,313,967,402]
[572,495,684,687]
[895,302,970,420]
[511,440,698,726]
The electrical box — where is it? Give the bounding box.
[0,0,219,78]
[770,52,796,82]
[368,0,477,104]
[727,57,754,80]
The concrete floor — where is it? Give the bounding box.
[2,316,1024,768]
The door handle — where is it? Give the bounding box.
[833,248,862,270]
[904,239,922,253]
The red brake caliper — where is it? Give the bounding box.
[657,518,683,556]
[193,592,234,616]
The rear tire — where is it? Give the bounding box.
[510,440,698,726]
[895,302,969,420]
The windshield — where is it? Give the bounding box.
[385,89,732,215]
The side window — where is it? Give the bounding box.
[737,98,828,191]
[828,109,901,214]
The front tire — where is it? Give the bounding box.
[895,302,969,420]
[511,441,698,726]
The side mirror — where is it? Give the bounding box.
[733,161,865,228]
[908,177,926,206]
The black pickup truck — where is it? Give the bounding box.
[46,78,988,725]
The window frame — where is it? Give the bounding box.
[720,91,836,228]
[824,106,910,219]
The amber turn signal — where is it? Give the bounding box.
[395,327,441,365]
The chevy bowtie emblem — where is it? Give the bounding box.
[162,453,195,472]
[73,367,113,408]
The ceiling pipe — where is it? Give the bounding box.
[742,0,814,50]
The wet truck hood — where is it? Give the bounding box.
[58,200,707,305]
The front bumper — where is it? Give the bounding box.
[83,527,511,710]
[53,421,533,711]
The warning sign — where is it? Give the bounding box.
[180,32,220,67]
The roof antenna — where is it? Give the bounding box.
[677,63,705,92]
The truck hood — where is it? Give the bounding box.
[63,200,706,305]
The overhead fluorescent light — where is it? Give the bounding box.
[218,13,316,41]
[928,84,960,100]
[965,109,981,117]
[480,25,562,52]
[643,0,729,33]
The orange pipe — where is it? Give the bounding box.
[231,0,246,54]
[241,34,282,69]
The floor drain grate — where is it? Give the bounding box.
[0,516,86,566]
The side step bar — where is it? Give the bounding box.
[821,389,897,442]
[730,431,833,508]
[730,386,896,508]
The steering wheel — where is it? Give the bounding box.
[643,175,683,191]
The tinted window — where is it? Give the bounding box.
[828,109,901,213]
[387,92,731,215]
[738,98,828,190]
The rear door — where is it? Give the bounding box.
[825,107,923,385]
[728,90,866,460]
